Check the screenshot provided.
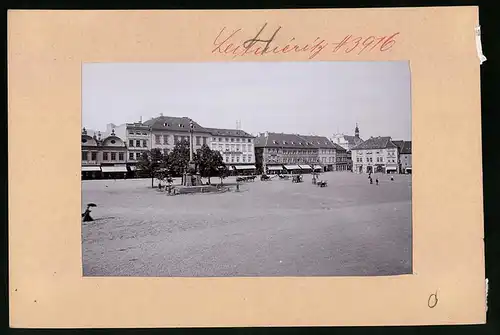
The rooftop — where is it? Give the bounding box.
[351,136,398,150]
[143,116,210,133]
[204,127,254,138]
[254,132,337,149]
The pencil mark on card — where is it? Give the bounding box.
[428,291,438,308]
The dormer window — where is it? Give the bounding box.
[291,141,295,144]
[273,140,278,144]
[164,123,170,127]
[82,138,87,143]
[283,141,287,144]
[110,140,116,144]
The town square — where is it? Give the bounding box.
[82,171,411,277]
[81,61,412,277]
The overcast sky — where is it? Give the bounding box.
[82,61,411,140]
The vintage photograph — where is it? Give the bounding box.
[81,61,412,277]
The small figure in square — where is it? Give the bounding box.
[376,178,379,185]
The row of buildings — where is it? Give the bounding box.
[81,115,412,179]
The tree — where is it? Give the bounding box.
[194,145,225,184]
[164,139,191,181]
[137,148,164,188]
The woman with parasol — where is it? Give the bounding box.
[82,203,97,222]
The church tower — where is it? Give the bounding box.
[355,123,360,138]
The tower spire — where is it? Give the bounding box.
[355,123,360,137]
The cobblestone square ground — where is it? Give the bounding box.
[82,172,412,277]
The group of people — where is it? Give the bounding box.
[368,172,394,185]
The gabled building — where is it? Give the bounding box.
[392,140,412,174]
[205,127,256,174]
[143,115,212,155]
[254,132,339,174]
[331,124,364,151]
[351,136,399,174]
[81,127,128,179]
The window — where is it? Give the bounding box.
[163,135,169,145]
[136,152,141,160]
[136,132,140,135]
[231,156,234,162]
[142,132,147,135]
[82,151,88,161]
[225,156,229,162]
[103,152,108,160]
[111,152,116,160]
[196,136,201,145]
[219,138,222,142]
[155,135,161,144]
[225,138,229,142]
[225,144,229,151]
[236,156,240,163]
[129,140,134,147]
[91,152,97,161]
[110,140,116,144]
[136,140,141,147]
[231,138,234,142]
[174,136,179,144]
[219,144,223,151]
[231,144,235,151]
[143,140,147,147]
[236,144,240,151]
[129,152,134,160]
[129,131,134,135]
[119,152,124,161]
[248,139,251,143]
[203,137,207,145]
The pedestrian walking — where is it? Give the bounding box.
[369,177,373,184]
[376,178,379,185]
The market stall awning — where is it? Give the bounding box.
[267,166,284,171]
[82,166,101,172]
[313,165,322,170]
[233,165,256,170]
[299,165,312,170]
[227,166,234,170]
[386,166,397,171]
[284,165,301,170]
[101,166,128,173]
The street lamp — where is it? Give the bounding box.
[184,119,198,186]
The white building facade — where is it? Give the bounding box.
[351,136,399,174]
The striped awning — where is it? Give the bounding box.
[284,165,301,170]
[82,166,101,172]
[101,166,127,173]
[386,166,397,171]
[267,166,284,171]
[233,165,256,170]
[313,165,322,170]
[299,165,312,170]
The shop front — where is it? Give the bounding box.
[101,165,128,179]
[385,166,398,174]
[283,165,302,174]
[267,165,284,175]
[298,165,313,173]
[233,165,257,175]
[82,166,102,180]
